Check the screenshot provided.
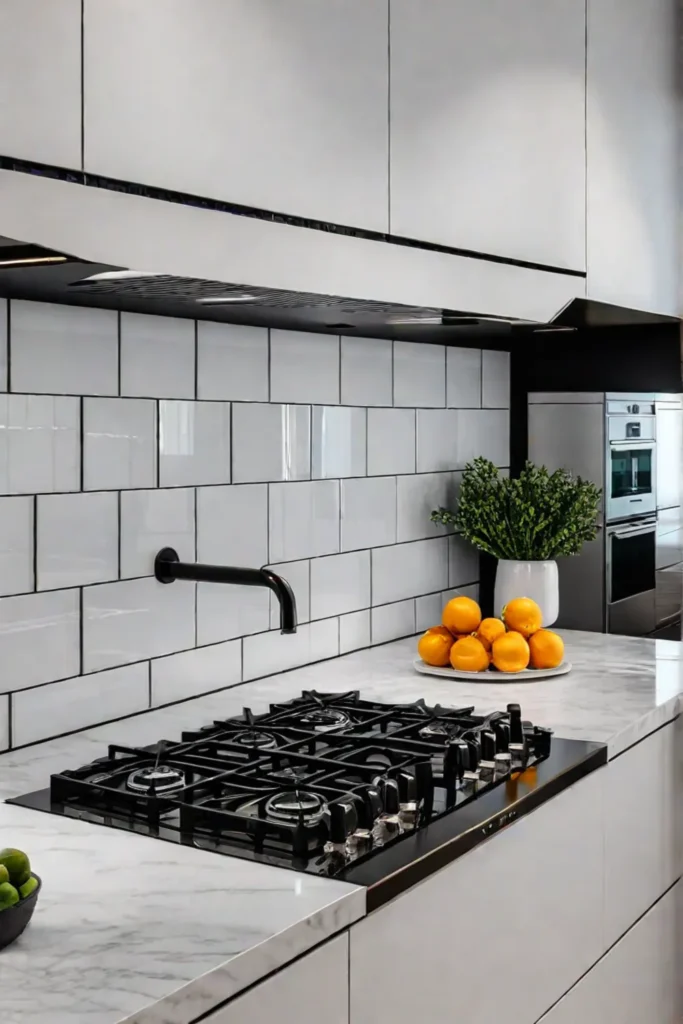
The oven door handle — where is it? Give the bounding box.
[609,524,656,540]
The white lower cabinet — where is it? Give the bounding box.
[538,881,681,1023]
[349,769,605,1024]
[201,933,348,1024]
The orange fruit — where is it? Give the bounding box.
[425,625,454,639]
[491,630,530,672]
[449,635,489,673]
[417,630,454,667]
[529,629,564,669]
[442,596,481,636]
[476,617,506,651]
[502,597,543,638]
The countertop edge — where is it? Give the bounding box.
[605,694,681,758]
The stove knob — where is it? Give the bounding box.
[465,739,480,771]
[329,800,358,844]
[398,771,417,803]
[481,730,497,761]
[533,725,553,757]
[414,761,433,799]
[380,778,400,815]
[359,785,383,828]
[445,740,470,778]
[494,721,511,751]
[507,703,524,744]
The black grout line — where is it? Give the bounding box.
[79,396,85,490]
[6,692,12,750]
[5,298,10,393]
[117,491,122,580]
[193,319,199,399]
[147,660,152,708]
[155,399,160,488]
[267,328,271,403]
[78,588,84,675]
[32,495,38,591]
[116,311,122,395]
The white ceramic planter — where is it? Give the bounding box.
[493,559,559,626]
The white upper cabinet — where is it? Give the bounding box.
[389,0,586,271]
[0,0,82,167]
[83,0,389,231]
[586,0,679,315]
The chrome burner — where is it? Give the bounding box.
[230,729,278,749]
[126,765,186,795]
[418,721,455,741]
[265,790,327,824]
[296,707,350,732]
[271,765,312,783]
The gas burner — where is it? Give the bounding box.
[418,721,457,741]
[264,790,327,824]
[230,729,278,749]
[270,765,312,783]
[126,765,186,795]
[296,707,351,732]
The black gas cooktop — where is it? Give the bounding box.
[10,691,606,908]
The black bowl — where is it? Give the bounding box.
[0,875,42,951]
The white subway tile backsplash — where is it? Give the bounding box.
[310,550,370,619]
[120,312,195,399]
[367,408,416,476]
[0,695,8,751]
[0,496,34,596]
[415,592,443,632]
[151,639,241,706]
[159,400,230,486]
[482,350,511,409]
[269,480,340,562]
[12,663,149,747]
[37,492,118,590]
[393,342,445,408]
[341,476,396,551]
[82,576,195,672]
[270,330,339,405]
[197,584,270,646]
[84,398,156,490]
[341,337,392,406]
[268,560,310,629]
[197,484,268,566]
[372,537,449,606]
[447,347,482,408]
[312,406,366,479]
[197,322,268,402]
[397,472,459,543]
[415,410,460,472]
[339,609,371,655]
[372,599,416,645]
[0,298,7,392]
[455,409,510,467]
[448,534,480,587]
[243,618,339,681]
[120,487,195,578]
[442,583,480,607]
[11,301,118,396]
[0,589,80,692]
[232,403,310,483]
[0,394,80,495]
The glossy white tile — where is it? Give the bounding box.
[0,496,34,596]
[159,400,230,486]
[37,491,118,590]
[372,537,449,606]
[197,584,270,646]
[0,394,80,495]
[455,409,510,467]
[120,488,195,579]
[232,403,310,483]
[10,300,118,396]
[449,534,480,587]
[310,550,370,619]
[268,560,310,629]
[341,476,396,551]
[0,695,8,751]
[416,409,460,472]
[243,618,339,681]
[339,609,371,655]
[197,484,268,566]
[0,298,6,391]
[0,589,79,691]
[120,312,195,399]
[341,336,392,406]
[312,406,366,479]
[270,330,339,405]
[416,592,443,632]
[84,398,156,490]
[367,408,416,476]
[397,472,459,542]
[393,342,445,408]
[442,582,480,606]
[12,663,149,747]
[82,576,195,672]
[372,599,416,645]
[197,322,268,401]
[447,347,482,408]
[269,480,340,562]
[151,639,242,707]
[482,350,511,408]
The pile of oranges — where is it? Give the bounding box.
[417,595,564,674]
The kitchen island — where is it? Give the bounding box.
[0,629,681,1024]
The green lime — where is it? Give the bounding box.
[0,882,19,911]
[0,864,8,885]
[0,848,31,886]
[18,875,38,899]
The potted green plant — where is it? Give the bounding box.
[431,458,601,624]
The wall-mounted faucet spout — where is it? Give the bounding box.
[154,548,297,634]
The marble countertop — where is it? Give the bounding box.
[1,627,682,1024]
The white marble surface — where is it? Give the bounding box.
[1,627,682,1024]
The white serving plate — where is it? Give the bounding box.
[413,658,572,683]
